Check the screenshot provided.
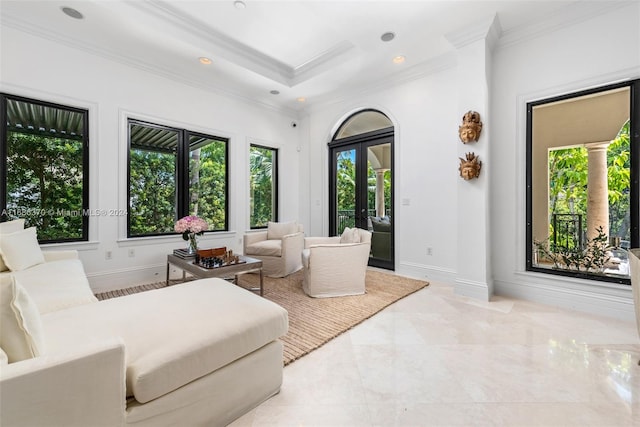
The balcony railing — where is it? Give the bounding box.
[337,209,379,234]
[552,213,583,251]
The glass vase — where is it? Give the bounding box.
[186,233,198,255]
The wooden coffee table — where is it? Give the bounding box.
[166,254,264,296]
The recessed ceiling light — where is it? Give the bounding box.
[381,32,395,42]
[61,6,83,20]
[270,90,280,95]
[392,55,406,64]
[297,97,306,103]
[199,57,212,65]
[234,1,246,9]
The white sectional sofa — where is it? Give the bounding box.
[0,222,288,426]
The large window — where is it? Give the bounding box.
[128,119,228,237]
[1,94,89,242]
[249,144,278,228]
[526,80,639,284]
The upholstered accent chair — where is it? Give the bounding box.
[301,227,372,298]
[243,221,304,277]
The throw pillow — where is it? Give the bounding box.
[0,347,8,365]
[0,227,45,271]
[267,221,298,240]
[0,219,26,272]
[0,219,25,234]
[340,227,361,244]
[371,218,391,233]
[0,275,46,362]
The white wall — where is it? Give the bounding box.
[491,2,640,320]
[302,2,640,320]
[302,67,461,285]
[2,3,639,320]
[1,27,302,292]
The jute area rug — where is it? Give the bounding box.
[95,269,428,366]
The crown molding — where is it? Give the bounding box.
[133,0,356,87]
[0,14,298,117]
[445,14,502,50]
[497,0,636,50]
[307,51,458,114]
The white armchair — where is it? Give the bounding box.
[243,221,304,278]
[302,227,371,298]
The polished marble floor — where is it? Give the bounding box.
[230,278,640,426]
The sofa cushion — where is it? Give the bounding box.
[11,259,98,314]
[0,275,46,362]
[246,239,282,257]
[266,221,297,240]
[340,227,361,244]
[0,227,45,271]
[0,219,25,272]
[43,279,288,404]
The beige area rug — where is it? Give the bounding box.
[95,269,429,365]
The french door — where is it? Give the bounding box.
[329,127,394,270]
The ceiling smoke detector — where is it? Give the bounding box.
[61,6,83,20]
[380,32,395,42]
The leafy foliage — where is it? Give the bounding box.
[548,120,630,242]
[189,141,227,231]
[249,146,275,228]
[129,139,227,236]
[5,132,84,241]
[129,149,176,235]
[535,226,610,272]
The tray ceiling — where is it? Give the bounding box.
[1,0,616,113]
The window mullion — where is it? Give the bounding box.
[177,130,190,218]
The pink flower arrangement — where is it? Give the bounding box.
[174,215,209,240]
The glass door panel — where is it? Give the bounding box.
[367,143,392,263]
[329,129,394,270]
[335,148,358,234]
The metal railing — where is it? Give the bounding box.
[337,209,376,234]
[552,213,583,251]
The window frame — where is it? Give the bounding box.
[0,93,90,243]
[126,118,229,238]
[249,143,278,229]
[525,79,639,285]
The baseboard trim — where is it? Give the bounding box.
[454,278,490,301]
[494,278,635,321]
[397,261,456,284]
[87,263,168,293]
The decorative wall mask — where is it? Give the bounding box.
[458,152,482,180]
[458,110,483,143]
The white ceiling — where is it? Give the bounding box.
[1,0,614,114]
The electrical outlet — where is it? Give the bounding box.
[128,248,135,258]
[427,247,433,256]
[105,250,112,260]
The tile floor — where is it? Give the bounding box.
[230,278,640,426]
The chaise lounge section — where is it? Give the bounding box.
[1,235,288,426]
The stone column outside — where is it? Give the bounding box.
[585,141,611,241]
[375,169,388,218]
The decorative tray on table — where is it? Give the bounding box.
[193,247,246,269]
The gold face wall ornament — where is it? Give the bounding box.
[458,110,483,143]
[458,152,482,180]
